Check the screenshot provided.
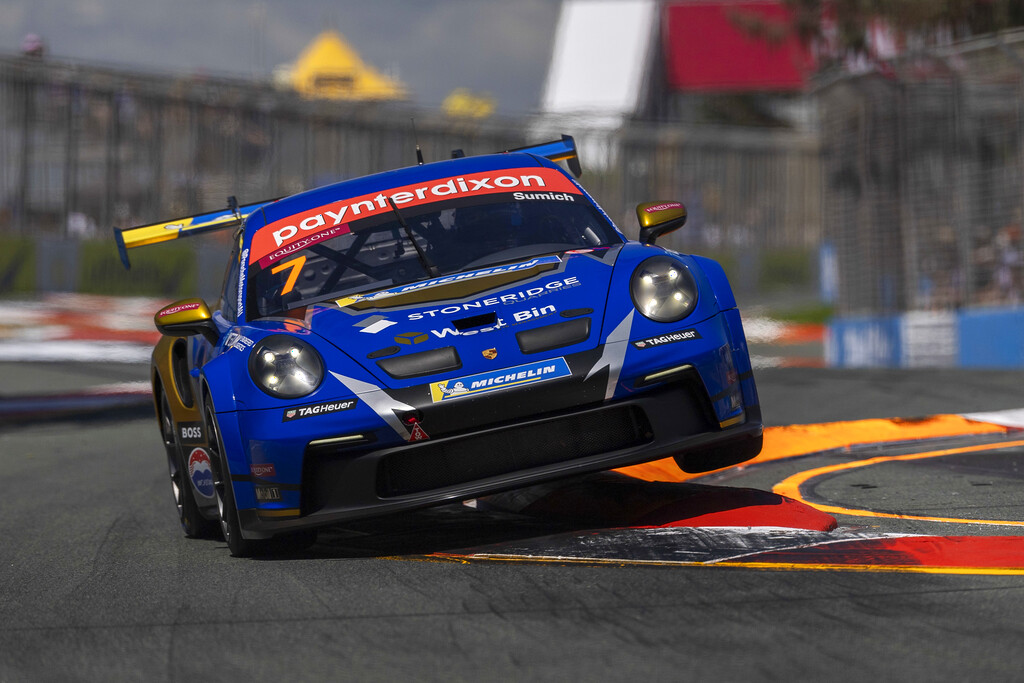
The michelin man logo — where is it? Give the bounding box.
[437,381,469,397]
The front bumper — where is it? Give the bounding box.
[235,371,762,537]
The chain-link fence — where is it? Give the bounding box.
[820,29,1024,367]
[821,30,1024,317]
[0,56,526,237]
[12,32,1024,364]
[0,53,823,304]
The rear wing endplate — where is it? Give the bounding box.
[506,134,582,178]
[112,197,276,269]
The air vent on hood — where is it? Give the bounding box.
[516,317,591,355]
[367,346,400,359]
[377,346,462,379]
[561,308,593,318]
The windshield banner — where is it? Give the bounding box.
[249,167,579,265]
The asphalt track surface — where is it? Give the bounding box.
[4,365,1024,681]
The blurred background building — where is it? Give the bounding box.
[2,0,1024,367]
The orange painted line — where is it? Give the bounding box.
[616,414,1011,484]
[712,561,1024,575]
[423,553,1024,575]
[772,439,1024,526]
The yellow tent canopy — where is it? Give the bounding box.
[287,30,406,101]
[442,88,496,119]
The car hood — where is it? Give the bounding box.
[303,247,624,389]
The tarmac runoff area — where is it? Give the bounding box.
[1,295,1023,574]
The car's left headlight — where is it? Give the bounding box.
[248,335,324,399]
[630,256,698,322]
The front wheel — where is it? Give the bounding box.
[204,397,316,557]
[161,391,217,539]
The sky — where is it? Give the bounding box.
[0,0,564,114]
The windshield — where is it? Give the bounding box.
[247,192,621,318]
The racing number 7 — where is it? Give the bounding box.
[271,255,306,296]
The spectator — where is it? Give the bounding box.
[19,34,44,59]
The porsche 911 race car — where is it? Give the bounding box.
[115,136,762,556]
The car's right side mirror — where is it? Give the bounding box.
[636,201,687,245]
[154,298,220,346]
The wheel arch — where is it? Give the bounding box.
[690,254,737,312]
[197,357,257,517]
[152,336,201,427]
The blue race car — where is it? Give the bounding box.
[116,136,762,556]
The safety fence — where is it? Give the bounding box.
[820,30,1024,317]
[11,35,1024,368]
[819,29,1024,366]
[0,54,822,304]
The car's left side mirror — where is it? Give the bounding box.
[636,201,687,245]
[154,298,220,346]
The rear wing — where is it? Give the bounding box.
[112,196,276,269]
[114,136,579,269]
[505,134,582,178]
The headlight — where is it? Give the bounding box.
[248,335,324,399]
[630,256,698,322]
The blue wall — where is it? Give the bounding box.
[828,307,1024,368]
[958,308,1024,368]
[826,315,902,368]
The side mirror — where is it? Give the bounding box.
[636,201,687,245]
[154,298,220,346]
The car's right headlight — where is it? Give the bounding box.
[248,335,324,399]
[630,256,698,322]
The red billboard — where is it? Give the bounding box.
[663,1,814,92]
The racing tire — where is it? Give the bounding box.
[203,396,316,557]
[160,391,218,539]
